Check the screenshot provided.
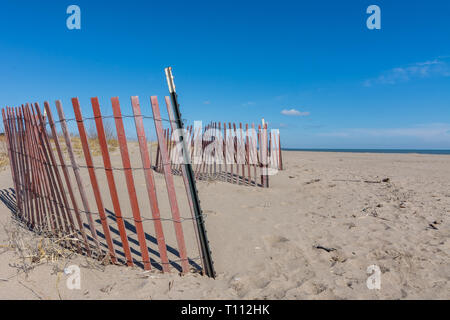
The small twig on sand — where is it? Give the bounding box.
[333,178,390,184]
[313,245,336,253]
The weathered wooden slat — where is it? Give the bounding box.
[17,108,32,225]
[150,96,190,273]
[23,108,48,231]
[110,97,150,270]
[10,107,23,218]
[91,97,133,266]
[72,97,117,263]
[7,108,20,214]
[34,103,76,237]
[46,102,89,254]
[132,96,170,272]
[28,106,60,233]
[23,107,49,231]
[56,102,100,249]
[22,106,41,229]
[32,104,71,233]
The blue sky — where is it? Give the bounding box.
[1,0,449,148]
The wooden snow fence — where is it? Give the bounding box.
[154,119,283,188]
[1,96,215,276]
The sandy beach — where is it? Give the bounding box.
[0,149,449,300]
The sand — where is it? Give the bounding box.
[0,149,449,300]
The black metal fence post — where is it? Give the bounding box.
[165,67,216,278]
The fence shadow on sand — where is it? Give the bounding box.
[0,187,201,273]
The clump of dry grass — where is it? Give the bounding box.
[85,120,118,155]
[1,218,112,300]
[2,220,79,278]
[48,121,119,158]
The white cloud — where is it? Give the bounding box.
[364,57,450,86]
[281,109,310,116]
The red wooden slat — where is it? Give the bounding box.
[24,106,39,227]
[23,107,47,230]
[91,97,133,266]
[150,96,190,273]
[11,107,24,214]
[72,97,117,263]
[46,101,90,254]
[110,97,151,270]
[25,106,38,227]
[131,96,171,272]
[17,108,32,225]
[23,109,47,231]
[22,106,41,228]
[12,107,27,219]
[31,104,69,233]
[55,102,100,248]
[32,105,68,233]
[28,106,60,233]
[8,108,21,217]
[34,103,76,236]
[14,107,26,223]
